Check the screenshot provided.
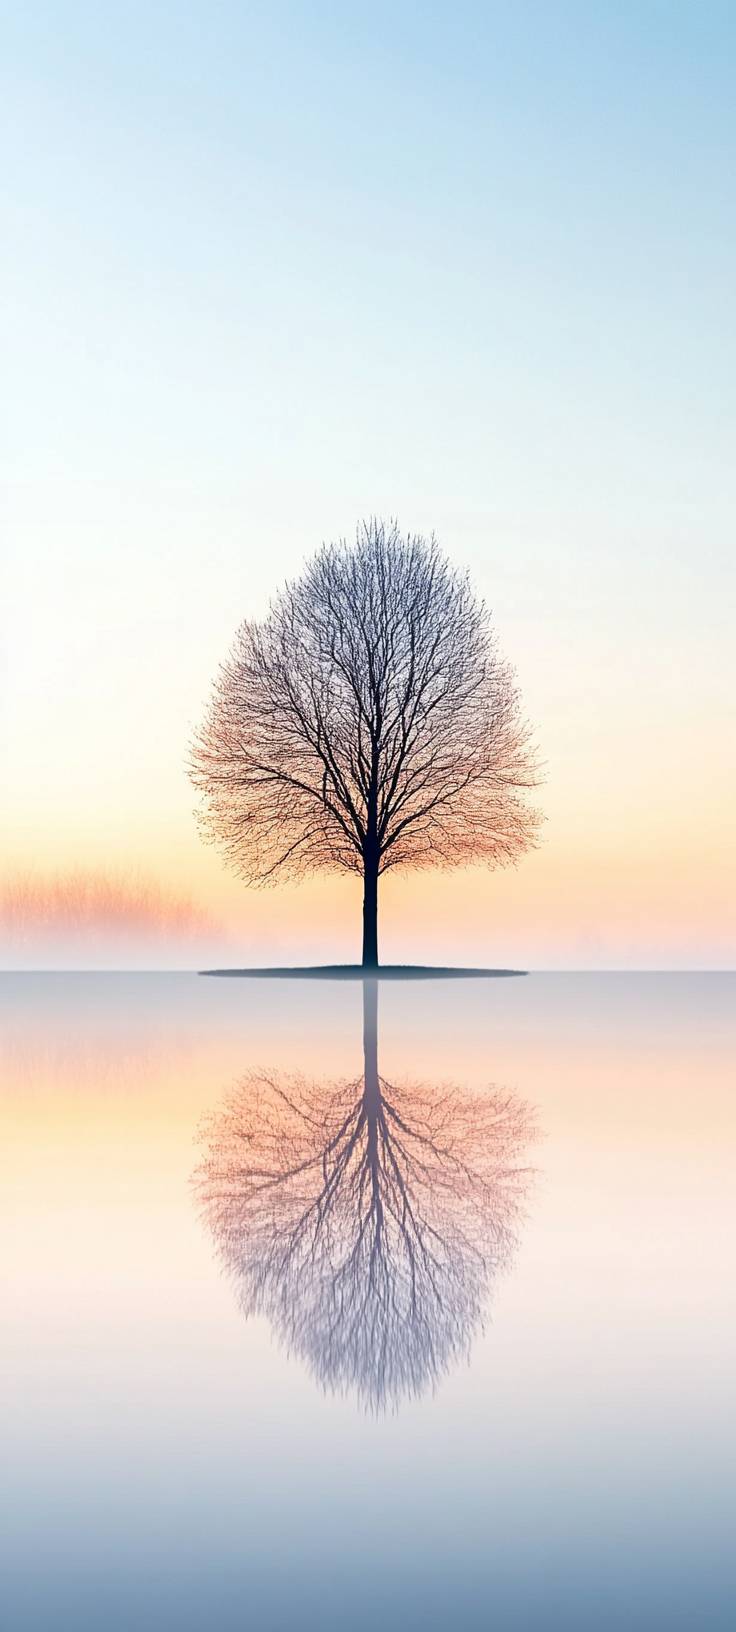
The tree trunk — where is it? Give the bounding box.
[362,853,379,969]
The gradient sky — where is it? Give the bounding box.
[2,2,735,967]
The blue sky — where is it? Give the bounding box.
[2,2,735,965]
[5,1,734,507]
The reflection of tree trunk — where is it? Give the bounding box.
[362,977,382,1267]
[361,854,379,969]
[362,977,379,1104]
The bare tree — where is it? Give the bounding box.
[191,519,540,967]
[195,982,536,1410]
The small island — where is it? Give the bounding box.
[200,964,527,979]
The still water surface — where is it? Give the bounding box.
[2,974,734,1630]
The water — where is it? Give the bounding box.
[2,973,734,1631]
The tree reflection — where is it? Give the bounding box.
[195,982,536,1410]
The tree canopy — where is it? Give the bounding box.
[191,520,540,963]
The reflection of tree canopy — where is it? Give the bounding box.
[196,983,536,1410]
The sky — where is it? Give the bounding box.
[2,1,735,968]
